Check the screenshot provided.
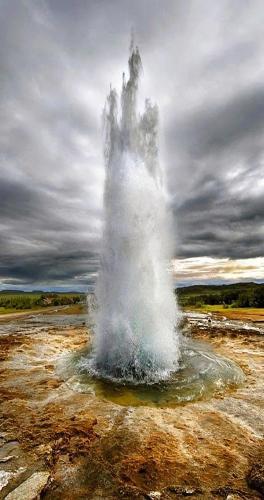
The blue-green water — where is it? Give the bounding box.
[59,337,245,408]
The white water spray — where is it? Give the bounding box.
[92,42,180,382]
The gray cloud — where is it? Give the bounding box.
[172,87,264,158]
[0,0,264,288]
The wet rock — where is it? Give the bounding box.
[146,492,161,500]
[0,470,14,491]
[211,487,246,498]
[0,455,15,463]
[247,462,264,496]
[0,467,26,493]
[5,471,50,500]
[166,485,202,496]
[117,484,146,498]
[226,495,244,500]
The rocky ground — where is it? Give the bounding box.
[0,313,263,499]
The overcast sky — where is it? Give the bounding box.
[1,0,264,290]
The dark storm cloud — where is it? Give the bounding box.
[172,86,264,157]
[174,185,264,259]
[0,0,264,288]
[0,251,99,284]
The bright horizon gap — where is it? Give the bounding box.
[172,256,264,282]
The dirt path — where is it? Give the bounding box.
[0,306,69,321]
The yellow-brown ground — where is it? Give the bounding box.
[185,306,264,323]
[0,321,263,499]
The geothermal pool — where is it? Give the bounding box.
[0,308,246,408]
[59,338,245,407]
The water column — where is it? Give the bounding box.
[92,42,180,382]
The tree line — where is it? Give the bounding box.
[177,283,264,308]
[0,293,83,310]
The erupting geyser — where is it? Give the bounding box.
[92,42,180,382]
[58,41,245,403]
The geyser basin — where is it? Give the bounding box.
[59,339,245,408]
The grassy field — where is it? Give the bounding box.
[1,283,264,318]
[177,282,264,308]
[184,304,263,312]
[183,303,264,321]
[0,292,85,315]
[177,283,264,321]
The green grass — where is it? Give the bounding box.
[177,282,264,309]
[0,307,21,315]
[184,304,263,313]
[0,292,85,315]
[184,304,227,312]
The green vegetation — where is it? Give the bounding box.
[1,283,264,315]
[0,292,85,314]
[176,282,264,308]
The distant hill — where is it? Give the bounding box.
[176,282,264,308]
